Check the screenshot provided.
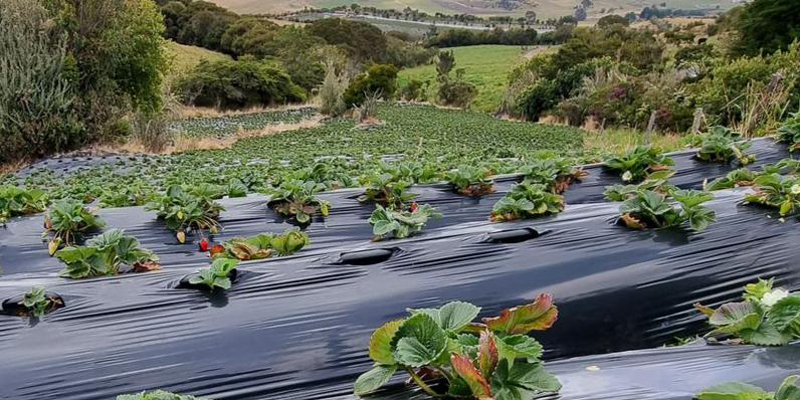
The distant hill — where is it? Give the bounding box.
[210,0,734,20]
[166,41,230,75]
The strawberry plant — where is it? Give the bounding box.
[266,179,331,224]
[189,258,239,291]
[20,287,62,317]
[445,165,496,196]
[353,294,561,399]
[743,174,800,218]
[146,185,225,243]
[369,203,441,241]
[696,376,800,400]
[55,229,160,279]
[694,278,800,346]
[491,182,565,222]
[44,199,106,253]
[0,186,48,224]
[777,111,800,151]
[604,145,675,183]
[706,168,763,191]
[117,390,208,400]
[618,189,716,232]
[605,170,677,201]
[358,173,418,209]
[690,126,756,165]
[519,155,587,194]
[210,228,310,260]
[379,161,441,184]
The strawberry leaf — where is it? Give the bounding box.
[478,330,499,380]
[369,319,404,365]
[451,354,493,400]
[391,314,446,368]
[708,302,763,334]
[483,294,558,335]
[491,360,561,399]
[354,364,397,396]
[767,295,800,332]
[695,382,770,400]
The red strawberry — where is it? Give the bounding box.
[199,238,209,252]
[409,202,419,212]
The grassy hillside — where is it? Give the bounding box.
[399,45,538,113]
[211,0,735,19]
[166,41,230,75]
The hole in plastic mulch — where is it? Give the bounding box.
[1,292,65,317]
[338,248,396,265]
[486,227,544,244]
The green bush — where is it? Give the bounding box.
[519,80,559,122]
[177,58,306,109]
[0,0,168,164]
[0,0,79,163]
[343,64,398,108]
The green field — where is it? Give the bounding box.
[399,45,533,113]
[166,41,230,76]
[2,104,584,206]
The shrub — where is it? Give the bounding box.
[618,189,716,232]
[695,278,800,346]
[177,58,306,109]
[398,79,426,102]
[518,80,559,122]
[343,64,399,108]
[438,78,479,109]
[353,294,561,399]
[0,0,78,163]
[319,59,348,116]
[354,91,381,123]
[56,229,160,279]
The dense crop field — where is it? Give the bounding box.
[169,108,318,138]
[1,104,583,207]
[399,45,532,113]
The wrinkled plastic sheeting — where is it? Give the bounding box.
[1,187,799,399]
[367,343,800,400]
[0,139,798,399]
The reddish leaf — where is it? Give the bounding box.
[451,354,493,400]
[483,293,558,335]
[209,244,225,257]
[478,330,499,380]
[132,261,162,273]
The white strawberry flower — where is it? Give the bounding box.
[791,184,800,195]
[622,171,633,182]
[761,289,790,308]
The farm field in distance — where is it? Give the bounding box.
[1,104,585,206]
[210,0,736,19]
[399,45,546,113]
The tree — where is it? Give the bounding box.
[731,0,800,56]
[343,64,399,108]
[597,14,630,28]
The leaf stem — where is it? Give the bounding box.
[405,367,445,398]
